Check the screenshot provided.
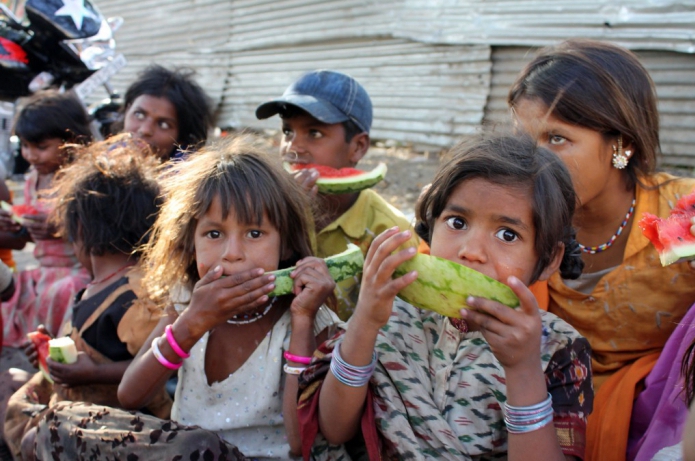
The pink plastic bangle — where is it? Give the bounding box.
[283,351,312,365]
[151,337,182,370]
[165,324,190,359]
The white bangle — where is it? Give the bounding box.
[283,364,306,375]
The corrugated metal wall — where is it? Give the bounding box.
[227,39,490,148]
[482,46,695,168]
[91,0,695,161]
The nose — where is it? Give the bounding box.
[456,231,487,266]
[221,235,244,264]
[282,136,306,161]
[137,118,154,137]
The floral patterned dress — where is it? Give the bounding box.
[298,298,594,460]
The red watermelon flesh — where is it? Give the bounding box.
[639,191,695,266]
[290,163,363,177]
[26,331,53,383]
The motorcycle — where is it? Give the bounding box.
[0,0,125,174]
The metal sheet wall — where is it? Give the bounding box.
[483,46,695,168]
[225,39,491,148]
[394,0,695,53]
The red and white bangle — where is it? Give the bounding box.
[283,351,312,365]
[165,324,190,359]
[151,337,182,370]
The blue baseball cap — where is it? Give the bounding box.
[256,70,372,133]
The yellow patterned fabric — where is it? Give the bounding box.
[548,172,695,389]
[316,189,418,320]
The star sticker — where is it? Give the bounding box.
[55,0,97,31]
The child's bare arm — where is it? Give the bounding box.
[318,228,417,444]
[47,355,130,386]
[462,278,566,461]
[282,257,335,456]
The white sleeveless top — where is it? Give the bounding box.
[171,306,339,460]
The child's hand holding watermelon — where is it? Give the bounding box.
[0,201,26,233]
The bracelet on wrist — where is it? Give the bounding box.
[165,324,190,359]
[503,393,554,434]
[330,341,377,388]
[151,337,182,370]
[283,364,306,375]
[283,351,312,365]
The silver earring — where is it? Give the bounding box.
[612,138,629,169]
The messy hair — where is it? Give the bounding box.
[14,90,92,145]
[123,64,213,155]
[415,133,583,283]
[141,134,315,308]
[49,133,162,257]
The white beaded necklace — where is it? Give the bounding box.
[226,297,277,325]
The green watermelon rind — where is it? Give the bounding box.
[394,253,520,318]
[268,243,364,296]
[48,337,78,364]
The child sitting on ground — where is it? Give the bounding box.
[29,135,342,460]
[0,90,92,348]
[256,69,418,320]
[298,134,592,460]
[3,136,168,460]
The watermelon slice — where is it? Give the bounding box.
[287,162,387,194]
[48,337,78,364]
[26,331,53,383]
[0,200,38,225]
[639,190,695,266]
[394,253,520,318]
[268,243,364,296]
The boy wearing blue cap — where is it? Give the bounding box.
[256,69,418,320]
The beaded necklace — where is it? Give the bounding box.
[577,198,636,255]
[226,297,277,325]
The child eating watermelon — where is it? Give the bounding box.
[256,70,419,320]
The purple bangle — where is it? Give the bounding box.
[165,324,190,359]
[151,337,182,370]
[283,351,312,365]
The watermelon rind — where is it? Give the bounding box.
[268,243,364,297]
[285,163,387,195]
[393,253,520,318]
[659,243,695,266]
[316,162,387,194]
[48,337,78,364]
[0,200,23,225]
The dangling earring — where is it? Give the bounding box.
[612,137,630,169]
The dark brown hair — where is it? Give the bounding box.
[14,90,92,145]
[123,65,213,156]
[415,133,583,283]
[49,134,162,257]
[508,39,660,189]
[141,134,315,307]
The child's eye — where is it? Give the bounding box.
[445,216,466,230]
[282,126,293,137]
[309,130,323,139]
[496,228,519,242]
[159,121,171,130]
[134,110,145,120]
[549,134,566,145]
[247,230,263,239]
[205,230,221,239]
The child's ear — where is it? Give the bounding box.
[348,133,370,166]
[538,242,564,281]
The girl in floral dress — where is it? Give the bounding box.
[298,134,593,460]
